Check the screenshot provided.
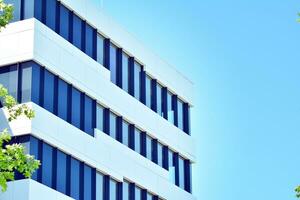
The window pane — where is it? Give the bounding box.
[122,52,129,92]
[147,193,152,200]
[0,65,18,101]
[96,104,104,132]
[167,91,174,123]
[109,112,117,139]
[45,0,56,31]
[56,150,67,194]
[43,69,55,113]
[178,99,184,130]
[96,172,104,200]
[156,84,162,116]
[157,143,163,167]
[134,128,141,154]
[29,136,39,181]
[30,62,41,104]
[97,34,104,65]
[168,150,175,184]
[122,181,129,200]
[20,63,33,103]
[179,156,185,189]
[146,135,152,160]
[134,61,141,100]
[6,0,21,22]
[73,14,82,49]
[84,165,92,200]
[71,87,81,129]
[70,158,80,200]
[58,79,68,121]
[110,179,117,200]
[135,186,141,200]
[122,121,129,147]
[59,3,69,40]
[84,95,94,136]
[110,43,117,84]
[145,75,152,108]
[42,142,53,187]
[24,0,35,19]
[85,23,94,58]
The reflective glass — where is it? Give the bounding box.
[6,0,20,22]
[134,61,142,100]
[109,112,117,139]
[59,3,69,40]
[20,63,33,103]
[110,179,117,200]
[179,156,185,188]
[122,121,129,147]
[84,95,94,136]
[135,186,141,200]
[167,91,174,123]
[0,65,18,100]
[156,83,162,116]
[110,43,117,84]
[85,24,94,58]
[157,143,163,167]
[178,99,184,130]
[145,75,152,108]
[42,142,53,187]
[122,181,129,200]
[97,34,105,65]
[146,135,152,160]
[43,69,55,113]
[122,52,129,92]
[73,14,82,49]
[58,79,68,121]
[71,87,81,129]
[96,172,104,200]
[134,128,141,154]
[70,158,80,200]
[84,165,92,200]
[96,104,104,132]
[56,150,67,194]
[45,0,57,31]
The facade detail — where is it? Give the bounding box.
[0,0,196,200]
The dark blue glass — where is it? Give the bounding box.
[71,87,81,129]
[110,43,117,84]
[43,69,55,113]
[58,79,68,121]
[72,14,83,50]
[56,150,67,194]
[6,0,21,22]
[24,0,35,19]
[45,0,57,30]
[59,3,70,40]
[85,23,94,58]
[122,52,129,92]
[30,62,41,105]
[29,136,40,181]
[20,62,33,103]
[109,112,117,139]
[84,165,92,200]
[84,95,94,136]
[42,142,53,188]
[70,158,80,200]
[0,65,18,101]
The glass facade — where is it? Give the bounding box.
[110,43,117,84]
[72,14,83,50]
[122,52,129,92]
[0,61,192,193]
[134,61,142,100]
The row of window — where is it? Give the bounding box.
[0,61,191,192]
[11,135,163,200]
[6,0,191,135]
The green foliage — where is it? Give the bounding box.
[0,84,39,192]
[296,186,300,198]
[0,0,14,30]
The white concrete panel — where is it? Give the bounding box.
[0,19,196,161]
[59,0,194,105]
[0,179,74,200]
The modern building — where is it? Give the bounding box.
[0,0,196,200]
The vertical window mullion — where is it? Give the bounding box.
[172,95,178,127]
[104,39,110,70]
[116,116,123,143]
[184,159,191,193]
[103,175,110,200]
[173,153,179,186]
[151,139,158,164]
[129,124,135,150]
[140,70,146,104]
[129,183,135,200]
[151,79,157,112]
[140,132,146,157]
[116,48,123,88]
[103,108,110,135]
[162,145,169,170]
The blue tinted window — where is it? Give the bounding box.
[56,150,67,194]
[167,91,174,123]
[70,158,80,200]
[20,63,33,103]
[58,79,68,121]
[179,156,185,189]
[110,179,117,200]
[96,104,104,132]
[157,143,163,167]
[96,34,105,65]
[177,99,184,130]
[122,52,129,92]
[43,69,55,113]
[96,172,104,200]
[134,128,141,154]
[42,142,53,187]
[135,186,141,200]
[85,24,95,58]
[0,65,18,100]
[6,0,21,22]
[84,165,92,200]
[156,84,163,116]
[84,95,94,136]
[71,87,81,129]
[146,136,152,160]
[59,3,69,40]
[110,43,117,84]
[109,112,117,139]
[122,121,129,147]
[147,193,152,200]
[134,61,142,100]
[122,181,129,200]
[24,0,35,19]
[29,136,39,180]
[73,14,83,49]
[145,75,152,108]
[45,0,57,30]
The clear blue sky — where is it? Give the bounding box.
[102,1,300,200]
